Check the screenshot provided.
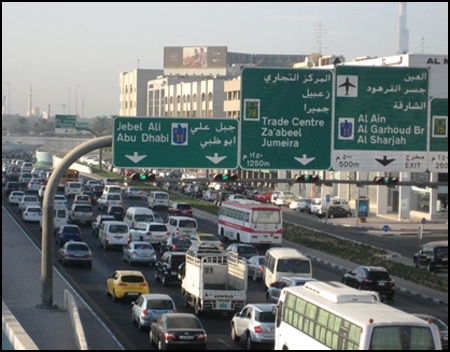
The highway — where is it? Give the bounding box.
[2,187,447,350]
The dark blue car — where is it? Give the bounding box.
[56,224,83,246]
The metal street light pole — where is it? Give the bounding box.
[75,85,81,117]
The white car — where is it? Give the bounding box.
[8,191,25,205]
[274,195,297,207]
[202,189,218,202]
[129,222,170,244]
[22,205,42,222]
[289,197,304,210]
[27,179,43,192]
[124,186,142,199]
[97,193,123,211]
[38,185,47,199]
[18,195,40,213]
[54,194,68,208]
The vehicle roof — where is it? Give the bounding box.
[266,247,308,259]
[141,293,174,300]
[244,303,276,312]
[168,215,196,220]
[162,313,198,319]
[114,270,145,277]
[103,220,128,225]
[359,266,389,272]
[279,277,317,283]
[422,240,448,247]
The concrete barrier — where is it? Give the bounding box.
[64,290,88,350]
[2,301,39,350]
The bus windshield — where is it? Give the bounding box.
[276,259,311,273]
[252,210,281,224]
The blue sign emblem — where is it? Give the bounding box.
[339,119,353,139]
[172,123,188,146]
[383,225,390,233]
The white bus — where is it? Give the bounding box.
[275,281,442,350]
[218,200,283,245]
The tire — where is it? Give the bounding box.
[329,214,335,219]
[87,262,92,269]
[149,331,155,346]
[236,234,241,243]
[414,258,419,268]
[182,291,189,308]
[155,270,160,281]
[128,257,133,266]
[266,294,271,303]
[231,324,240,342]
[138,319,144,332]
[246,332,254,350]
[160,246,164,256]
[131,312,135,324]
[346,213,351,217]
[161,275,167,286]
[112,290,118,302]
[426,262,433,272]
[158,339,166,350]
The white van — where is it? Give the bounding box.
[40,206,68,233]
[166,216,198,237]
[102,185,122,196]
[310,197,350,214]
[124,207,155,229]
[98,221,129,250]
[147,191,169,210]
[263,247,312,288]
[64,181,83,198]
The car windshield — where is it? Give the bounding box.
[134,243,151,250]
[110,225,128,233]
[252,210,281,224]
[67,244,89,251]
[135,214,154,222]
[238,246,257,254]
[178,204,191,210]
[149,224,167,231]
[147,300,174,310]
[121,275,144,283]
[276,259,311,273]
[64,227,80,233]
[179,220,196,228]
[435,247,448,255]
[155,193,168,199]
[166,317,201,329]
[368,271,391,281]
[173,237,191,244]
[257,311,276,323]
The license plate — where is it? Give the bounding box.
[216,301,231,310]
[378,282,386,286]
[74,254,84,258]
[442,258,448,262]
[128,292,139,296]
[141,253,149,256]
[171,270,177,275]
[179,335,194,340]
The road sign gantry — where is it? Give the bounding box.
[112,116,239,169]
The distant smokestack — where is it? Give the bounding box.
[397,2,409,54]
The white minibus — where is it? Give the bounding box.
[264,247,312,288]
[124,207,154,229]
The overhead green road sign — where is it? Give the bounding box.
[55,114,76,134]
[429,98,448,173]
[333,66,429,172]
[240,67,332,170]
[112,117,238,169]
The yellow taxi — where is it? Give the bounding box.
[106,270,149,302]
[189,232,223,249]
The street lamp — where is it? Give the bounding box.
[75,85,81,117]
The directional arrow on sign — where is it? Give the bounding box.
[206,153,227,164]
[125,152,147,163]
[375,156,395,166]
[294,154,316,166]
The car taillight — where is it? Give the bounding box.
[258,267,264,272]
[142,309,148,315]
[118,283,127,286]
[86,254,92,258]
[196,333,207,341]
[147,232,152,236]
[132,251,138,256]
[163,332,176,341]
[24,212,28,216]
[254,326,263,334]
[138,283,147,287]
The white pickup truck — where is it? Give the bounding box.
[181,249,247,316]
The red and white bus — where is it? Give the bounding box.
[218,200,283,245]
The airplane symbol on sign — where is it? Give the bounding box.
[338,77,356,96]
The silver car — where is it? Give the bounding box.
[266,277,317,303]
[230,303,276,349]
[123,241,157,266]
[131,294,177,331]
[247,255,266,282]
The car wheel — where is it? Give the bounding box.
[252,271,258,282]
[346,213,351,217]
[357,283,363,290]
[414,258,419,268]
[426,262,433,272]
[131,312,135,324]
[387,294,395,301]
[158,338,166,350]
[128,257,133,266]
[62,259,67,266]
[246,332,254,350]
[161,275,167,286]
[266,294,271,303]
[231,324,240,342]
[329,214,335,219]
[112,290,118,302]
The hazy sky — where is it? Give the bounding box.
[2,2,448,118]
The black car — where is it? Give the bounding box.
[154,251,186,286]
[316,205,352,219]
[160,236,192,255]
[342,266,395,300]
[106,205,126,221]
[91,184,105,198]
[4,181,21,196]
[413,240,448,271]
[91,214,116,237]
[150,313,207,350]
[225,243,259,260]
